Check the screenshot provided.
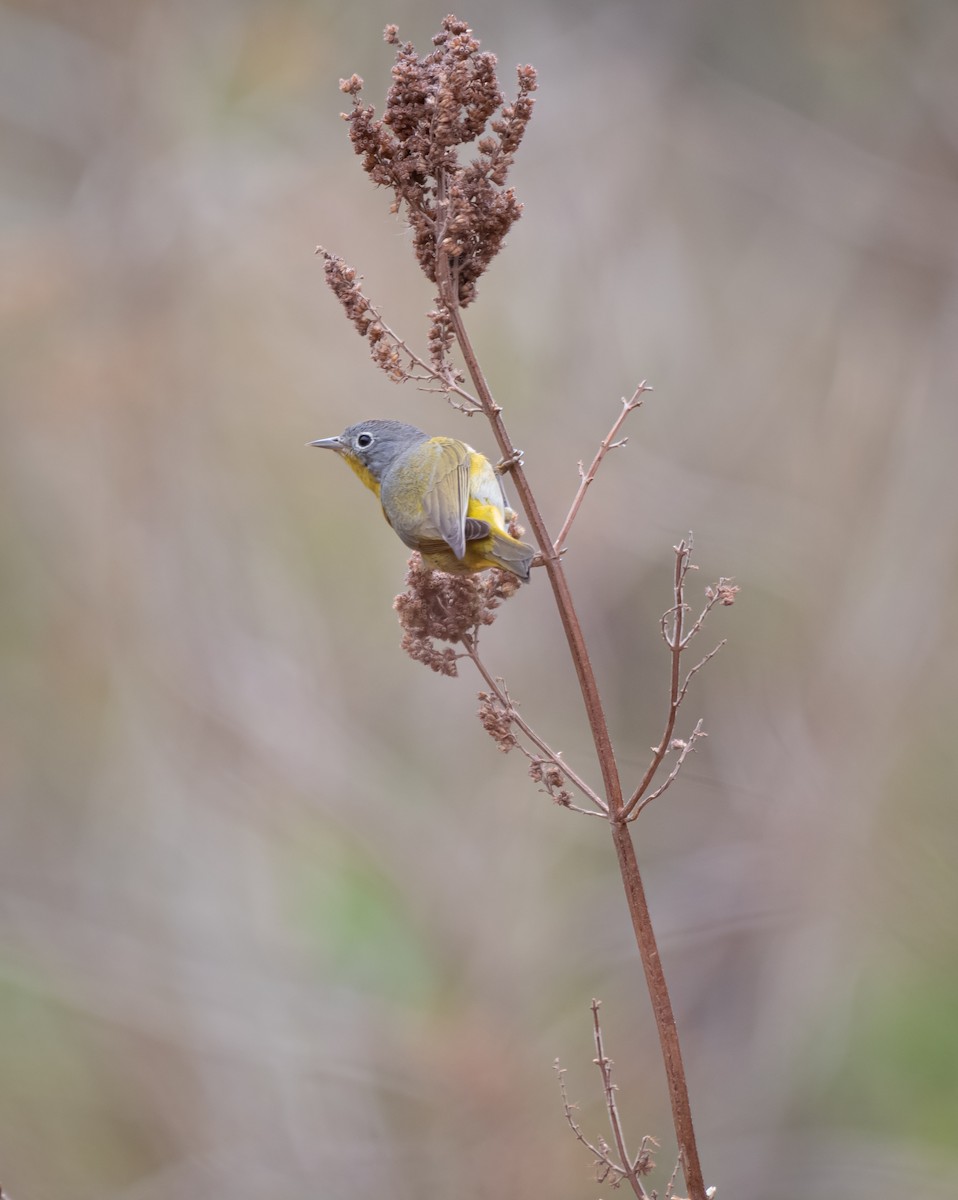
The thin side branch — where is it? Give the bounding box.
[664,1155,683,1199]
[676,641,726,708]
[622,539,694,818]
[592,999,653,1199]
[680,580,739,650]
[460,633,606,812]
[628,718,707,820]
[621,545,738,821]
[557,1001,660,1196]
[555,1061,630,1189]
[553,384,650,555]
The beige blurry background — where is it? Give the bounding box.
[3,1,958,1197]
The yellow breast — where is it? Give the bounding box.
[341,454,381,497]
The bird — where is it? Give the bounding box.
[310,419,535,582]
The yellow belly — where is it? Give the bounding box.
[413,496,502,572]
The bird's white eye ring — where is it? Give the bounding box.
[356,432,374,449]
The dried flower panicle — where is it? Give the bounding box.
[477,691,517,752]
[481,566,522,608]
[426,305,456,376]
[316,251,414,382]
[339,15,537,308]
[528,758,573,807]
[393,553,521,675]
[318,252,372,338]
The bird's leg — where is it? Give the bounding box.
[495,448,523,474]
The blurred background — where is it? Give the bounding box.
[3,1,958,1197]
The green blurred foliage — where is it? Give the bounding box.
[821,964,958,1148]
[3,0,958,1197]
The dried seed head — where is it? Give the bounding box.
[393,554,520,674]
[707,578,740,606]
[316,249,422,383]
[477,692,517,752]
[339,74,363,97]
[338,14,537,307]
[528,757,573,807]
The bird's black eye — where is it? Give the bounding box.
[356,432,374,449]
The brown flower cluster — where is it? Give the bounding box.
[339,15,537,308]
[706,578,740,607]
[528,758,573,808]
[426,304,456,376]
[393,553,521,676]
[477,691,517,752]
[315,251,407,382]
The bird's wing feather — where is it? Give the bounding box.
[420,438,470,560]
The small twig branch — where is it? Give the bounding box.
[622,539,694,819]
[679,579,739,650]
[622,557,737,822]
[555,1061,629,1188]
[628,718,707,820]
[553,384,650,555]
[460,633,607,812]
[634,1137,661,1186]
[621,546,737,822]
[364,311,478,409]
[558,1002,663,1196]
[676,641,726,708]
[592,999,652,1200]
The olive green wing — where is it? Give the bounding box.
[419,438,472,561]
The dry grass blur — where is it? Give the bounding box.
[3,2,958,1198]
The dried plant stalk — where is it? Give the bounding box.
[319,18,738,1200]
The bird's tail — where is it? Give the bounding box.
[488,530,535,583]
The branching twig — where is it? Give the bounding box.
[557,1002,661,1198]
[592,999,652,1199]
[621,541,735,821]
[664,1155,683,1199]
[679,579,740,650]
[620,540,693,818]
[555,1061,630,1189]
[553,384,650,555]
[676,640,726,709]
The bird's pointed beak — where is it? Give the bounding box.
[308,435,343,451]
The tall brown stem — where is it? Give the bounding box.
[611,823,705,1199]
[436,252,707,1200]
